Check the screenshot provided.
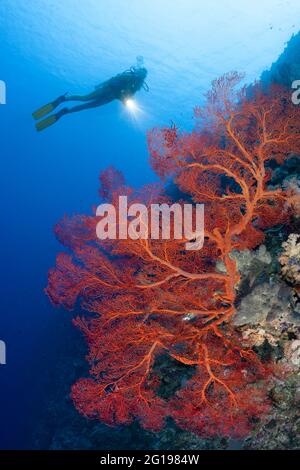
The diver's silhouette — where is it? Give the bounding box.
[33,64,148,131]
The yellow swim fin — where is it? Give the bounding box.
[32,94,67,120]
[32,102,55,120]
[35,114,59,132]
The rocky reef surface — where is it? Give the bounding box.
[232,239,300,449]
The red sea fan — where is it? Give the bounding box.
[46,74,300,437]
[71,318,168,431]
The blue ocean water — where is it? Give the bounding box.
[0,0,300,449]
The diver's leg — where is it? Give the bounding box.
[65,93,97,102]
[35,101,101,131]
[33,86,111,121]
[35,97,114,131]
[65,87,110,102]
[61,96,114,114]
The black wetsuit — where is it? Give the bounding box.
[60,67,147,115]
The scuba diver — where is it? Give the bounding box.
[32,60,148,131]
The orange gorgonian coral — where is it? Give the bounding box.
[46,73,300,437]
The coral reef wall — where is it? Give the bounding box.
[261,31,300,87]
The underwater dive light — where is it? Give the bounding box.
[124,98,138,111]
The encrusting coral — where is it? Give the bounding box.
[46,73,300,438]
[280,233,300,289]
